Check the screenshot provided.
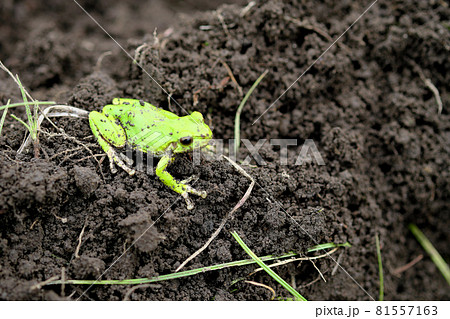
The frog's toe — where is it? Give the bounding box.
[181,192,194,210]
[119,153,134,166]
[187,187,207,199]
[116,160,135,175]
[181,175,198,184]
[109,162,117,174]
[107,148,135,175]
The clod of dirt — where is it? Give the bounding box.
[0,158,68,211]
[68,71,120,110]
[71,256,106,279]
[73,165,101,198]
[119,208,166,253]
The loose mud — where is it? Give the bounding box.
[0,0,448,300]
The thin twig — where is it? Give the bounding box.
[219,58,243,96]
[331,252,343,276]
[20,104,88,153]
[299,274,321,289]
[249,247,339,276]
[134,43,149,66]
[95,51,112,72]
[216,9,231,38]
[175,155,255,272]
[75,153,106,163]
[49,146,84,160]
[67,291,77,299]
[245,280,276,300]
[59,149,84,166]
[421,77,443,115]
[30,276,60,291]
[409,59,444,115]
[240,1,256,17]
[283,16,351,53]
[310,259,326,282]
[284,16,333,42]
[290,273,297,290]
[392,254,424,277]
[37,108,105,180]
[61,267,66,298]
[52,212,67,223]
[75,223,87,258]
[29,219,39,230]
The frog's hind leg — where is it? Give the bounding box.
[89,111,135,175]
[156,155,207,210]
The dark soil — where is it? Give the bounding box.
[0,0,449,301]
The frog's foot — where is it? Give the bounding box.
[181,176,207,198]
[106,148,136,176]
[118,152,134,166]
[187,186,207,199]
[180,184,207,210]
[181,192,194,210]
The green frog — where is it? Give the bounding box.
[89,98,212,210]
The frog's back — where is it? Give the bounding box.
[112,98,178,120]
[110,98,179,153]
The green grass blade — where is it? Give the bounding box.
[234,70,268,155]
[307,242,351,253]
[375,233,384,301]
[231,231,307,301]
[43,242,350,289]
[33,100,39,132]
[46,251,299,286]
[0,101,55,111]
[15,76,36,139]
[409,224,450,285]
[0,100,9,137]
[10,114,31,132]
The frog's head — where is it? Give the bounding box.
[172,111,212,154]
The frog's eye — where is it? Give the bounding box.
[179,136,193,146]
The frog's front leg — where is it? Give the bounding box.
[156,154,207,210]
[89,111,135,175]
